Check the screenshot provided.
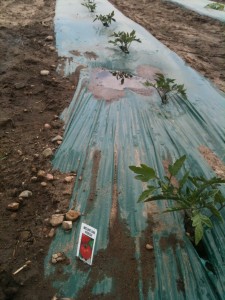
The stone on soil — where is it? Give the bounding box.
[7,202,19,211]
[40,70,49,76]
[37,170,46,178]
[50,214,64,227]
[19,190,32,198]
[146,244,154,250]
[51,135,63,142]
[42,148,53,158]
[64,176,74,183]
[62,221,72,231]
[65,210,80,222]
[46,173,54,181]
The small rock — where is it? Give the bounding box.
[44,123,51,129]
[34,153,39,159]
[17,150,23,156]
[79,176,82,181]
[15,82,25,89]
[52,135,63,142]
[23,109,28,113]
[50,214,64,227]
[62,221,72,231]
[7,202,19,211]
[40,70,50,76]
[57,141,62,145]
[64,176,74,183]
[48,228,56,238]
[19,190,32,198]
[51,258,57,264]
[31,176,38,182]
[42,148,53,158]
[45,35,54,41]
[146,244,154,250]
[51,252,66,264]
[49,46,55,51]
[46,173,54,181]
[65,210,80,222]
[37,170,46,178]
[41,182,47,187]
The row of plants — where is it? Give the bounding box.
[80,0,225,248]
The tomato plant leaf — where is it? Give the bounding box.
[168,155,186,176]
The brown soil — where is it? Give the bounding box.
[0,0,225,299]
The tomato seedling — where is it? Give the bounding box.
[93,11,116,27]
[110,70,133,84]
[144,73,187,104]
[130,156,225,245]
[82,0,96,12]
[109,30,141,54]
[205,2,224,10]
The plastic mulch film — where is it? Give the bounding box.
[166,0,225,22]
[45,0,225,298]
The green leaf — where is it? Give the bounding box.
[215,190,225,204]
[138,186,157,202]
[179,171,189,190]
[168,155,186,176]
[194,222,203,245]
[207,204,223,222]
[129,164,157,182]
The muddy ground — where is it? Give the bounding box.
[0,0,224,299]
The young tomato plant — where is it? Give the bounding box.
[205,2,224,10]
[144,73,187,104]
[109,30,141,54]
[93,11,116,27]
[110,70,133,84]
[82,0,96,12]
[129,156,225,245]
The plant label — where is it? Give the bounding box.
[77,223,97,265]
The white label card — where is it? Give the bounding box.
[76,223,97,265]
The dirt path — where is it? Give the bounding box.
[0,0,224,299]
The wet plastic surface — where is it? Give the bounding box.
[45,0,225,298]
[166,0,225,22]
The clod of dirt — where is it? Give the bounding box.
[42,148,53,158]
[40,70,50,76]
[62,221,72,231]
[65,210,80,222]
[50,214,64,227]
[7,202,19,211]
[18,190,32,198]
[0,270,20,299]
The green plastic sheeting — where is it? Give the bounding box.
[45,0,225,298]
[166,0,225,22]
